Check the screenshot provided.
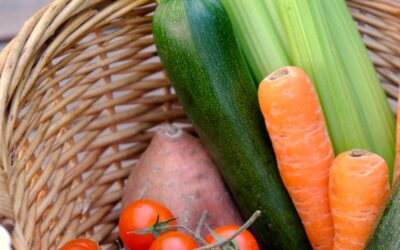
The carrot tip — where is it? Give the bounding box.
[267,68,289,81]
[348,149,370,158]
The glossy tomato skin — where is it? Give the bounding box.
[205,225,259,250]
[118,199,176,250]
[149,231,198,250]
[59,238,100,250]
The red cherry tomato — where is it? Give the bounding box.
[205,225,259,250]
[149,231,198,250]
[118,199,176,250]
[59,238,100,250]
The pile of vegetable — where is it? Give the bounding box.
[152,0,398,248]
[153,0,309,249]
[59,125,262,250]
[220,0,396,179]
[121,124,244,237]
[60,0,400,249]
[60,198,260,250]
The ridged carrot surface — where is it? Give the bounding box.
[258,66,334,250]
[329,149,389,250]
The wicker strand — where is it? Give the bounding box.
[0,7,48,173]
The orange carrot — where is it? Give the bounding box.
[394,88,400,184]
[258,66,334,250]
[329,149,389,250]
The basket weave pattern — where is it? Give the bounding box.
[0,0,398,249]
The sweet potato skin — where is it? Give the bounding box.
[122,124,243,235]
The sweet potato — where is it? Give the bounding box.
[122,124,243,236]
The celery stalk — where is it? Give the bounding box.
[261,0,288,52]
[219,0,289,82]
[322,0,395,175]
[277,0,395,181]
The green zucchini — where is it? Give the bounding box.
[153,0,310,249]
[365,180,400,250]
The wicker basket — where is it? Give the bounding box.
[0,0,398,249]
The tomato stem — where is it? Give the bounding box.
[194,210,261,250]
[195,210,209,237]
